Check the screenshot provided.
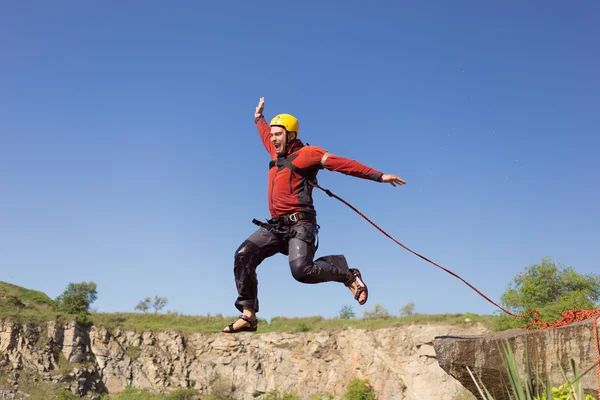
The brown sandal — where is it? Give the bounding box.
[222,314,258,333]
[345,268,368,305]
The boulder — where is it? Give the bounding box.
[434,318,600,400]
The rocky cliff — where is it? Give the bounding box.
[434,317,600,399]
[0,319,487,399]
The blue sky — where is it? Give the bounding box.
[1,1,599,321]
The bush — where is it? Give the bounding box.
[55,389,78,400]
[264,390,299,400]
[400,301,415,317]
[363,303,389,319]
[2,296,26,309]
[339,305,355,319]
[534,384,595,400]
[295,322,311,332]
[491,257,600,330]
[135,296,169,313]
[343,378,377,400]
[54,281,98,315]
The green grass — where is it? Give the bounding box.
[91,311,492,333]
[264,390,299,400]
[0,367,69,400]
[468,340,597,400]
[0,281,55,312]
[0,281,493,333]
[0,309,69,326]
[0,309,493,334]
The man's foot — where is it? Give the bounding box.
[345,268,368,305]
[222,314,258,333]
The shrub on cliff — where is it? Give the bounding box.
[491,257,600,330]
[343,378,377,400]
[54,281,98,315]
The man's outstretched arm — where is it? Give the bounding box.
[254,97,276,157]
[318,150,406,186]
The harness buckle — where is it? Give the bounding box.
[288,213,299,222]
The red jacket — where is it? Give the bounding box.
[256,116,383,219]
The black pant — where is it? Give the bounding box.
[234,221,352,313]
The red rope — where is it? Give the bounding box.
[597,317,600,400]
[314,183,600,396]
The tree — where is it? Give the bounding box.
[135,297,152,313]
[339,305,355,319]
[400,301,416,317]
[491,257,600,331]
[54,282,98,315]
[135,295,169,313]
[151,296,168,313]
[362,302,390,319]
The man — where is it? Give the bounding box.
[222,97,406,333]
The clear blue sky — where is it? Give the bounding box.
[1,1,599,321]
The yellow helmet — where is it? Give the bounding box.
[270,114,300,135]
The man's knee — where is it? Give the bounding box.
[235,240,260,265]
[289,257,315,283]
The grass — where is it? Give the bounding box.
[0,281,54,313]
[0,281,494,333]
[89,311,493,333]
[0,310,493,334]
[468,340,598,400]
[126,345,142,360]
[0,309,70,326]
[1,367,66,400]
[109,388,164,400]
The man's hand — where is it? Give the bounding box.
[255,97,265,119]
[381,174,406,187]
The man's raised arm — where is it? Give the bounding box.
[254,97,276,157]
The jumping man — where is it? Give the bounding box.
[222,97,406,333]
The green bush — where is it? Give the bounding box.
[534,383,595,400]
[54,281,98,315]
[362,303,389,319]
[491,257,600,331]
[343,378,377,400]
[339,305,355,319]
[400,301,416,317]
[21,289,55,308]
[295,322,311,332]
[55,389,78,400]
[264,390,299,400]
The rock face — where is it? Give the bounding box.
[0,319,486,399]
[433,318,600,400]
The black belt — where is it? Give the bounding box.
[270,212,316,226]
[252,212,316,230]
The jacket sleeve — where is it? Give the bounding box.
[255,115,276,158]
[309,146,383,182]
